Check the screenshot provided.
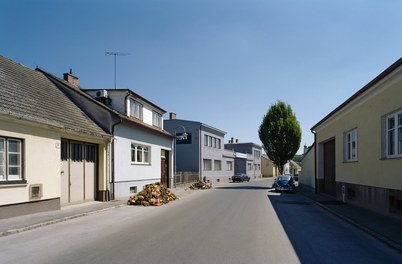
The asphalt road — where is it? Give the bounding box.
[0,179,400,264]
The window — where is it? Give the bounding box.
[226,161,233,171]
[71,142,83,162]
[214,160,221,171]
[203,159,212,171]
[85,144,96,163]
[204,135,221,149]
[0,137,23,182]
[130,99,143,120]
[386,112,402,157]
[248,163,252,171]
[131,143,150,164]
[152,111,162,128]
[254,150,261,158]
[345,129,358,161]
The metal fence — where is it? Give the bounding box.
[175,172,199,185]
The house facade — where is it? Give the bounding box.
[164,114,234,183]
[261,154,279,178]
[0,56,112,218]
[311,57,402,216]
[224,140,262,179]
[61,88,175,200]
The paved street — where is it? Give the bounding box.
[0,179,400,264]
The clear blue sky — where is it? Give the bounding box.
[2,0,402,154]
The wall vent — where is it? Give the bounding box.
[30,184,43,199]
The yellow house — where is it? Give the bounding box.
[261,154,279,178]
[0,55,112,219]
[311,57,402,216]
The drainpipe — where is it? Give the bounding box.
[199,125,202,181]
[312,130,317,194]
[111,117,123,200]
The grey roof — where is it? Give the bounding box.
[0,55,110,138]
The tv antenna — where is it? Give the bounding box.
[105,51,129,89]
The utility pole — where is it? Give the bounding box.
[105,51,129,89]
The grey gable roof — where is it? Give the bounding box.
[0,55,110,138]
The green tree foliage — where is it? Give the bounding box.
[258,100,301,174]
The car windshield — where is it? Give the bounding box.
[277,176,291,181]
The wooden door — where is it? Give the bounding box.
[323,139,336,196]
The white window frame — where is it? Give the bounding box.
[152,111,162,128]
[131,143,150,165]
[226,161,233,171]
[214,160,222,171]
[130,99,143,120]
[386,111,402,157]
[0,137,23,182]
[203,159,212,171]
[345,129,358,162]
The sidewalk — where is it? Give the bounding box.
[0,185,192,237]
[298,187,402,254]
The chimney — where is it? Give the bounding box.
[169,112,176,120]
[63,69,79,89]
[235,139,239,143]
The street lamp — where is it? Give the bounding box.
[174,125,187,188]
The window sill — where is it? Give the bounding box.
[343,160,358,163]
[0,180,28,188]
[131,162,151,166]
[380,156,402,160]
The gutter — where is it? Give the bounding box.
[312,129,317,194]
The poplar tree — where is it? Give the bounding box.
[258,100,301,174]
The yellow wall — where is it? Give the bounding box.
[0,117,111,205]
[0,119,61,205]
[315,67,402,190]
[300,145,315,189]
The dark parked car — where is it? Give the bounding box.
[232,173,250,182]
[273,174,295,193]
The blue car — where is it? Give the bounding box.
[273,175,295,193]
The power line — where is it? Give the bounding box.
[105,51,129,89]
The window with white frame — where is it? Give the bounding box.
[204,135,208,146]
[226,161,233,171]
[0,137,23,182]
[248,163,252,171]
[130,99,143,120]
[152,111,162,128]
[131,143,150,164]
[214,160,221,171]
[386,111,402,157]
[345,129,358,161]
[203,159,212,171]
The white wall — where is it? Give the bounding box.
[114,123,173,199]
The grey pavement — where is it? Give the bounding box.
[298,185,402,254]
[1,180,401,255]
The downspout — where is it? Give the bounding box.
[312,129,317,194]
[111,117,123,200]
[199,125,202,181]
[110,92,130,200]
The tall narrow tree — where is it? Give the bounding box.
[258,100,301,174]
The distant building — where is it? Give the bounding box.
[164,114,234,184]
[261,154,279,178]
[224,139,262,179]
